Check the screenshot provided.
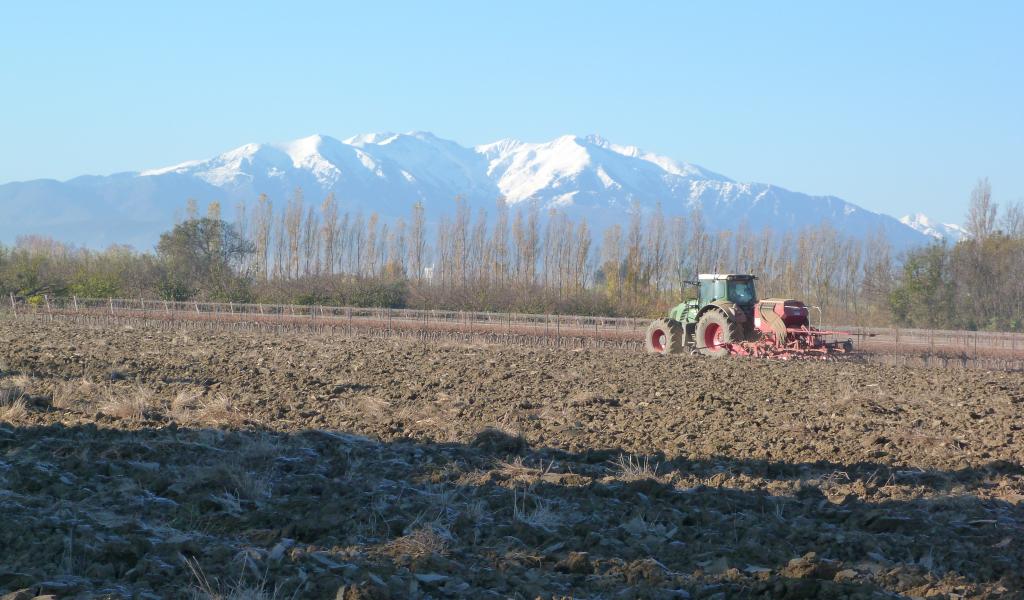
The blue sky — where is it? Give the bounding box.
[2,1,1021,224]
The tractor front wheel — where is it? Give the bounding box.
[644,318,684,355]
[695,311,740,358]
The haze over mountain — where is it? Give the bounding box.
[0,131,943,250]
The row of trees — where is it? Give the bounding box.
[890,179,1024,331]
[1,179,1019,329]
[222,189,898,323]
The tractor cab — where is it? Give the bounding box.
[697,274,757,309]
[667,273,758,326]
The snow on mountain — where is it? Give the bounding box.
[899,213,968,242]
[0,131,935,249]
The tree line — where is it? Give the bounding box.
[1,180,1020,330]
[889,178,1024,331]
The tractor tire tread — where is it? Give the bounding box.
[644,318,685,355]
[695,310,741,358]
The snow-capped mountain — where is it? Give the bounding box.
[899,213,968,242]
[0,131,934,249]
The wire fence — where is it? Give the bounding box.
[2,294,650,351]
[4,294,1024,371]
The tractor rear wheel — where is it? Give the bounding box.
[644,318,684,355]
[695,311,741,358]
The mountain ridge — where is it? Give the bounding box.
[899,213,968,242]
[1,131,939,250]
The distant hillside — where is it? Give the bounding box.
[0,131,933,249]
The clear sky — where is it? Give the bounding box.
[2,1,1021,224]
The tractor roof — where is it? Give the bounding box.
[698,274,756,280]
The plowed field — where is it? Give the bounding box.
[0,318,1022,599]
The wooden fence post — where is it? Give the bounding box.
[10,293,17,316]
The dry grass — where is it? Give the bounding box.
[512,489,561,531]
[185,555,280,600]
[51,381,79,409]
[386,525,451,559]
[227,469,273,505]
[611,453,660,481]
[99,385,155,420]
[170,388,204,422]
[172,391,241,426]
[196,394,239,426]
[51,376,97,409]
[349,394,390,424]
[235,432,282,464]
[0,387,28,422]
[392,399,460,441]
[3,374,31,390]
[496,456,554,484]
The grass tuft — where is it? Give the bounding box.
[611,453,660,481]
[99,385,155,420]
[0,387,28,422]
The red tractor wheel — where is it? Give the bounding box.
[695,311,740,358]
[644,318,684,355]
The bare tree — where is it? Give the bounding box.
[408,202,427,280]
[364,213,379,277]
[645,204,667,293]
[490,197,510,286]
[601,224,623,301]
[349,211,365,276]
[1001,200,1024,239]
[469,207,489,285]
[573,218,591,291]
[206,201,222,256]
[301,204,320,276]
[624,202,644,300]
[386,218,407,278]
[272,207,287,279]
[965,177,997,240]
[234,200,252,275]
[253,194,273,280]
[668,216,690,295]
[450,197,471,286]
[320,193,339,275]
[524,200,540,286]
[284,188,304,278]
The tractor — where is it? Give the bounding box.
[644,274,854,359]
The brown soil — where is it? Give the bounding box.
[0,317,1022,599]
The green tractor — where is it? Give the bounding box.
[645,273,854,359]
[645,274,758,357]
